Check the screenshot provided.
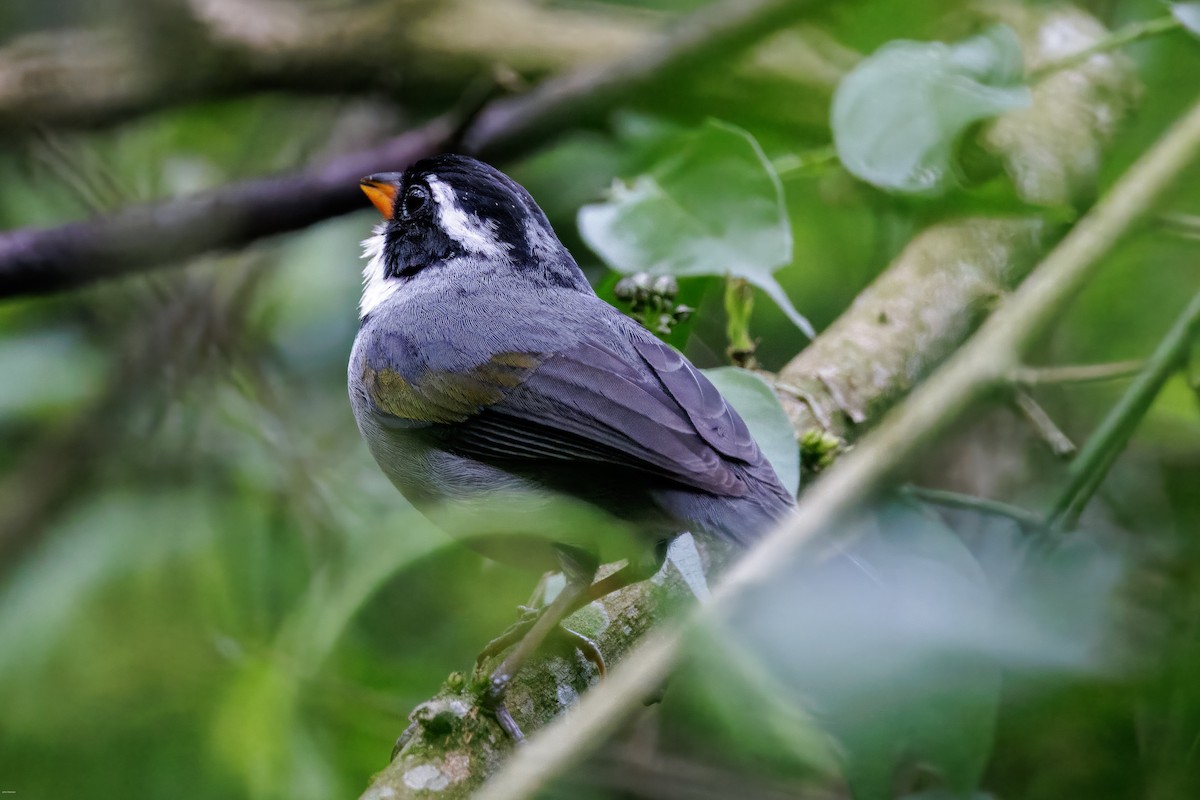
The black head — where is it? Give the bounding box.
[359,154,586,290]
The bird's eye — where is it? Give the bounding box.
[402,185,430,219]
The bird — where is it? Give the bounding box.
[348,153,795,739]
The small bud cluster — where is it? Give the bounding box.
[613,272,694,335]
[800,428,844,475]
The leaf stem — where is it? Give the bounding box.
[772,145,839,178]
[1047,290,1200,530]
[1031,15,1183,81]
[724,276,757,368]
[1013,389,1077,458]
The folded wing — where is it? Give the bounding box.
[362,330,766,498]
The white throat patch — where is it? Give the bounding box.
[358,176,510,318]
[426,176,507,258]
[359,223,399,319]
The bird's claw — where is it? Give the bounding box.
[482,672,527,742]
[556,626,605,676]
[490,702,526,742]
[476,613,538,668]
[390,720,419,761]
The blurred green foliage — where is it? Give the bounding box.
[0,1,1199,799]
[831,25,1030,195]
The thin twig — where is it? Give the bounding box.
[1013,389,1077,458]
[902,486,1047,530]
[0,0,823,299]
[1047,290,1200,531]
[477,93,1200,800]
[1158,211,1200,240]
[1012,360,1145,386]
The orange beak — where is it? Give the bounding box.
[360,173,403,218]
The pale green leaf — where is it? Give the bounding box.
[832,25,1032,195]
[578,119,815,338]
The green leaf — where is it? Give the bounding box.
[669,620,841,779]
[1172,2,1200,36]
[578,119,815,338]
[832,25,1032,195]
[702,366,800,496]
[701,499,1125,798]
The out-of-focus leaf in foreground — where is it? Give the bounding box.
[832,25,1031,195]
[678,500,1126,800]
[578,119,815,338]
[211,518,438,800]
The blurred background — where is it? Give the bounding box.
[0,0,1198,798]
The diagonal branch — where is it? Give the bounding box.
[0,0,826,300]
[0,0,652,130]
[0,120,455,298]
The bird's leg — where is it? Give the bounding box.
[550,553,668,680]
[475,606,541,667]
[474,561,646,670]
[482,546,597,741]
[474,570,561,666]
[578,563,642,605]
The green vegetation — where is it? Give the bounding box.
[1,1,1199,799]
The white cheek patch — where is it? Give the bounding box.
[359,223,401,318]
[427,176,508,258]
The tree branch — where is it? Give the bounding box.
[0,0,652,130]
[0,119,455,297]
[358,6,1146,798]
[0,0,826,299]
[775,4,1140,443]
[1013,389,1077,458]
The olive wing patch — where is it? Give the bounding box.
[363,351,541,424]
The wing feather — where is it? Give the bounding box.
[363,330,762,497]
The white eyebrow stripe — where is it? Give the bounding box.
[426,176,507,258]
[359,223,400,318]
